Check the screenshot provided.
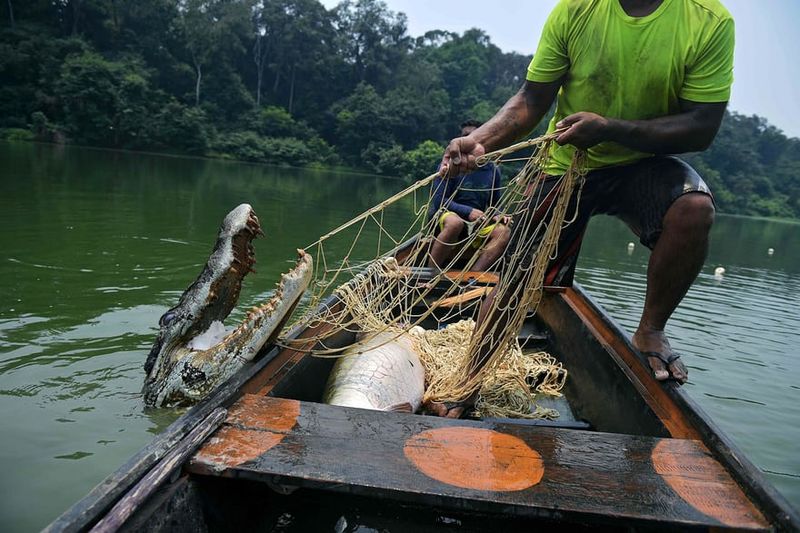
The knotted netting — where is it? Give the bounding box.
[279,132,587,418]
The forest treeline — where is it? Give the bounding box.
[1,0,799,218]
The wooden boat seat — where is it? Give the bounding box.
[187,395,768,531]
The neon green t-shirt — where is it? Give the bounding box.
[527,0,735,174]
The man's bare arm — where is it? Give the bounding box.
[556,100,727,153]
[441,79,562,177]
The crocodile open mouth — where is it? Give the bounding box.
[143,204,312,408]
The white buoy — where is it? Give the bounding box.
[714,266,726,277]
[627,242,635,254]
[768,248,775,256]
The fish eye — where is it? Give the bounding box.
[159,311,178,327]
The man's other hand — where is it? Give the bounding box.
[467,208,485,222]
[556,112,609,149]
[440,136,486,178]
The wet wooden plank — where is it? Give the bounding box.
[443,271,500,284]
[433,286,492,308]
[188,396,769,530]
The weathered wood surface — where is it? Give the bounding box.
[433,286,492,308]
[42,351,280,533]
[89,408,226,533]
[188,395,769,530]
[443,271,500,285]
[563,285,799,531]
[44,290,343,533]
[555,287,703,440]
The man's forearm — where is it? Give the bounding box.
[605,114,715,154]
[556,101,727,154]
[472,81,561,153]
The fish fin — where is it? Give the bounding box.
[386,402,413,413]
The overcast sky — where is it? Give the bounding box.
[321,0,800,138]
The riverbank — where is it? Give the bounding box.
[0,132,442,183]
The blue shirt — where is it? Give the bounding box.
[428,163,502,220]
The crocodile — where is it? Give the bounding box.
[143,204,312,407]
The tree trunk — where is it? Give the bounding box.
[71,0,81,35]
[272,68,281,94]
[288,64,296,114]
[110,0,120,44]
[254,35,264,107]
[194,61,202,107]
[6,0,14,28]
[256,69,262,107]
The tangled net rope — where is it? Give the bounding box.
[280,131,587,418]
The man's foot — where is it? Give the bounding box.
[631,328,688,384]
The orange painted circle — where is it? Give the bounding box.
[404,427,544,491]
[194,399,300,469]
[651,440,764,528]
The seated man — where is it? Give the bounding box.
[427,120,511,272]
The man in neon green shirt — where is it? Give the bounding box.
[430,0,734,417]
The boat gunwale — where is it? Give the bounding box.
[42,291,342,533]
[566,283,799,531]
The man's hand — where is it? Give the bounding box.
[494,214,511,225]
[468,208,485,222]
[556,112,610,149]
[440,136,486,178]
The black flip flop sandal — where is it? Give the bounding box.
[642,350,682,366]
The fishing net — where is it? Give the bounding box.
[280,132,587,418]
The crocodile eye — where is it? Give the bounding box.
[159,311,178,327]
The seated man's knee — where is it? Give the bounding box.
[490,224,512,245]
[669,193,715,233]
[441,213,465,235]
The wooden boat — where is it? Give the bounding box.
[46,261,798,532]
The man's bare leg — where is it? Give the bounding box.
[631,192,715,383]
[428,214,465,269]
[472,224,511,271]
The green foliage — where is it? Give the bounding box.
[333,82,395,162]
[683,112,800,218]
[211,130,335,167]
[55,51,156,147]
[243,106,315,140]
[149,102,211,155]
[362,139,442,180]
[30,111,62,142]
[1,1,799,218]
[403,140,444,180]
[361,141,405,175]
[0,127,35,141]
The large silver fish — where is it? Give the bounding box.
[323,328,426,413]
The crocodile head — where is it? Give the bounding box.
[143,204,312,408]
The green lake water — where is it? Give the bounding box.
[0,141,798,530]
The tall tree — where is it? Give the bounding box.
[332,0,409,91]
[254,0,335,113]
[177,0,251,107]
